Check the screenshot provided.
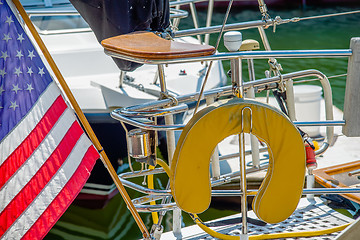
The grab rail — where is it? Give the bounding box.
[111,69,338,156]
[105,49,352,65]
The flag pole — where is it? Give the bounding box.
[11,0,151,238]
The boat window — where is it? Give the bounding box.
[21,0,90,33]
[30,15,89,32]
[21,0,71,7]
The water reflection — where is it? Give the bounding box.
[45,194,143,239]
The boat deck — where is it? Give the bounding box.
[161,198,353,239]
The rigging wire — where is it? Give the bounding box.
[193,0,235,115]
[294,73,347,84]
[299,9,360,21]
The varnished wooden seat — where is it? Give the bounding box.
[101,31,215,60]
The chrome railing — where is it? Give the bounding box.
[107,44,354,213]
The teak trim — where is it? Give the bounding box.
[313,160,360,204]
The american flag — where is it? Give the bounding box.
[0,0,99,239]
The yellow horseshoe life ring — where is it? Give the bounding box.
[170,98,306,224]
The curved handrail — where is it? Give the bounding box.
[105,49,352,65]
[111,69,338,156]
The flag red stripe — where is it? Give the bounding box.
[0,96,67,189]
[0,121,83,236]
[22,146,99,240]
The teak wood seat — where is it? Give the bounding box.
[101,31,215,61]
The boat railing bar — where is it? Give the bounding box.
[348,169,360,177]
[219,147,269,161]
[116,93,199,113]
[120,168,166,179]
[134,203,178,213]
[133,195,170,205]
[119,103,188,117]
[169,8,189,20]
[169,0,208,7]
[119,177,172,195]
[35,28,93,35]
[174,10,360,38]
[295,120,345,126]
[112,112,183,131]
[212,188,360,196]
[211,165,271,187]
[105,49,352,65]
[129,186,360,213]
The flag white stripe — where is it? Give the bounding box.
[2,134,92,240]
[0,108,74,212]
[0,82,60,164]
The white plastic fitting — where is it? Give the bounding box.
[224,31,242,52]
